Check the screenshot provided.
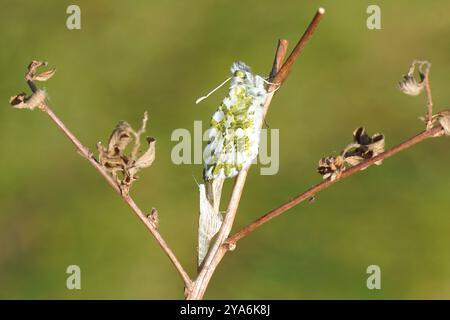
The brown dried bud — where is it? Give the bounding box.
[9,93,27,106]
[437,111,450,136]
[425,110,450,136]
[107,121,134,156]
[349,127,385,165]
[318,127,386,181]
[398,74,424,96]
[318,155,345,181]
[25,60,55,82]
[398,60,430,96]
[9,90,47,110]
[97,112,156,195]
[34,68,56,82]
[148,208,159,229]
[134,137,156,170]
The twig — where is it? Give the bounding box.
[424,72,434,128]
[269,39,289,81]
[225,126,444,246]
[25,79,193,290]
[187,8,325,300]
[271,7,325,86]
[263,39,289,118]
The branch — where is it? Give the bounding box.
[225,126,444,247]
[20,72,193,290]
[271,7,325,87]
[269,39,289,81]
[187,8,325,300]
[424,70,434,127]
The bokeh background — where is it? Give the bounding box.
[1,0,449,299]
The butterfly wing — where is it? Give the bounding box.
[203,64,268,181]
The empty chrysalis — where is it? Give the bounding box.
[197,61,268,180]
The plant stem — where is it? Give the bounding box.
[225,126,444,246]
[26,81,193,290]
[187,8,325,300]
[271,7,325,86]
[424,72,434,127]
[269,39,289,81]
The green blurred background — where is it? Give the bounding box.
[1,0,449,299]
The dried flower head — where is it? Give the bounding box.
[97,112,156,195]
[437,111,450,136]
[318,155,345,181]
[10,89,47,110]
[9,60,56,111]
[318,127,386,181]
[398,60,430,96]
[25,60,56,82]
[346,127,385,165]
[422,109,450,137]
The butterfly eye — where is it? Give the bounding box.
[234,70,246,79]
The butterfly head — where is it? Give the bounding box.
[231,61,250,79]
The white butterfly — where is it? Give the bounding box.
[197,61,268,180]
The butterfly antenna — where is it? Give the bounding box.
[195,77,231,104]
[262,78,280,86]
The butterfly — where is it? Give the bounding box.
[197,61,268,180]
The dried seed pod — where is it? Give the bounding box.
[107,121,134,156]
[134,137,156,170]
[25,60,56,82]
[426,110,450,136]
[9,90,47,110]
[9,93,27,107]
[318,155,345,181]
[398,74,424,96]
[344,153,366,167]
[318,127,386,181]
[437,111,450,136]
[97,112,156,195]
[10,61,55,111]
[34,68,56,82]
[398,60,431,96]
[26,60,48,79]
[351,127,385,165]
